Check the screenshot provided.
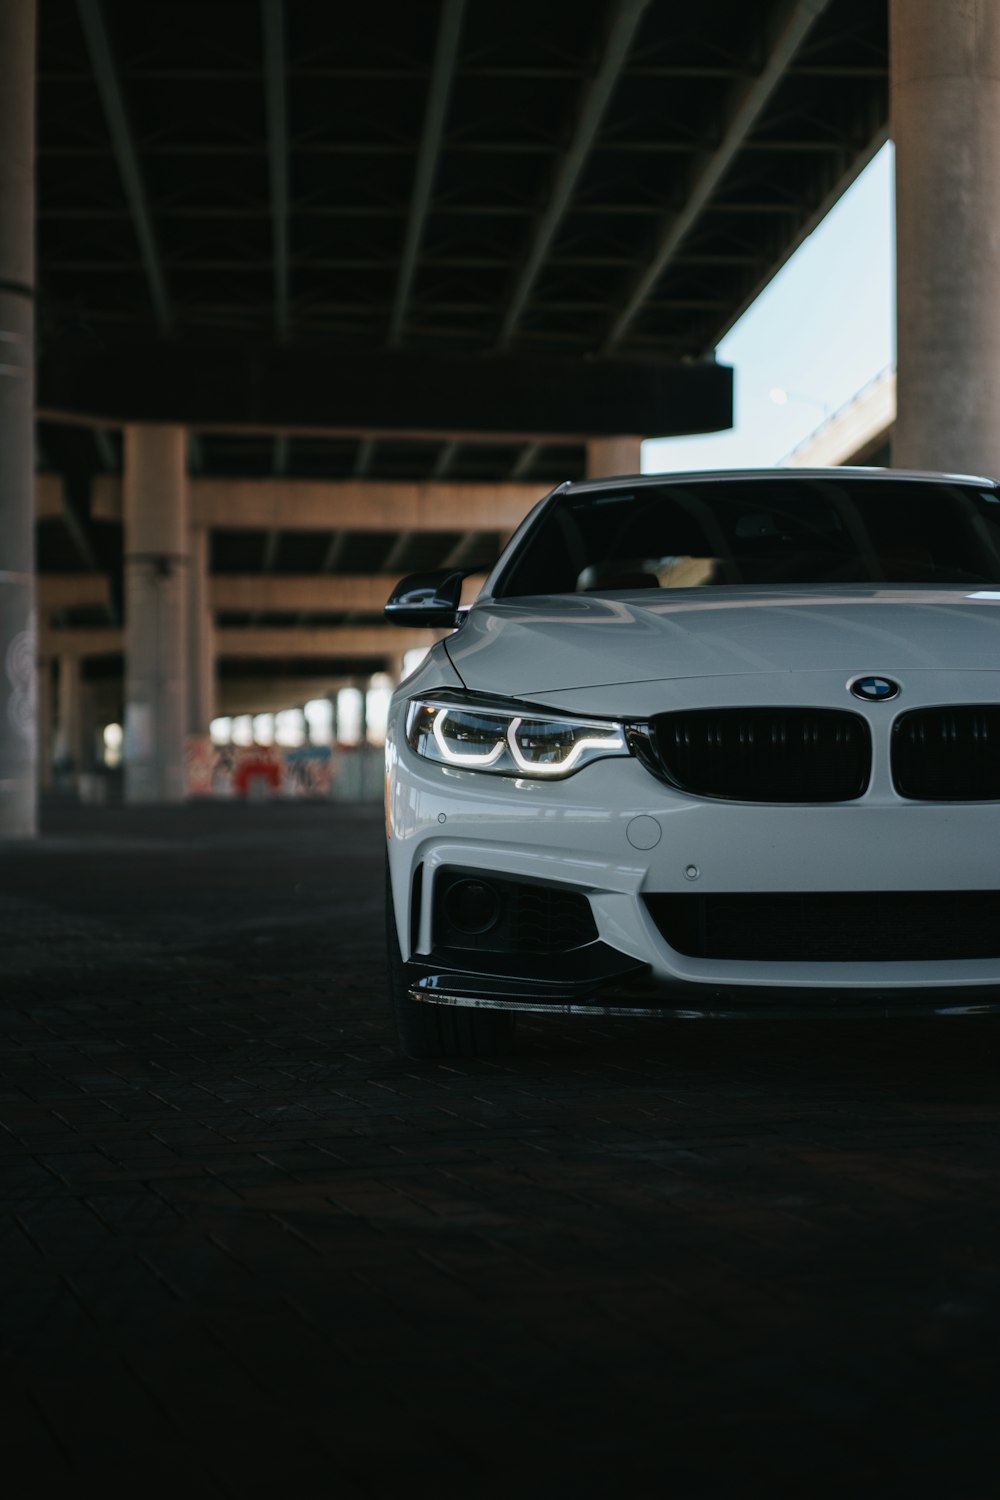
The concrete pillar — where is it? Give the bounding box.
[585,437,643,479]
[38,656,54,790]
[358,677,370,745]
[123,425,189,802]
[0,1,36,836]
[55,654,83,771]
[80,680,101,774]
[187,526,216,735]
[892,1,1000,475]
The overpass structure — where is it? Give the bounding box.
[785,367,895,468]
[0,0,927,828]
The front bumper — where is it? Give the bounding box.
[386,691,1000,1013]
[403,917,1000,1019]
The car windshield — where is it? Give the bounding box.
[494,476,1000,596]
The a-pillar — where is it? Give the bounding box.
[123,425,189,802]
[0,1,36,836]
[892,1,1000,475]
[585,437,643,479]
[55,654,83,774]
[187,526,216,736]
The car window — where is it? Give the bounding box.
[494,478,1000,596]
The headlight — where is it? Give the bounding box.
[406,697,630,779]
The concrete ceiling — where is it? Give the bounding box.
[34,0,888,690]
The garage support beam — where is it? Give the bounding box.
[210,576,418,613]
[93,476,544,533]
[76,0,171,334]
[603,0,830,351]
[0,0,36,837]
[123,425,189,802]
[219,680,349,717]
[586,437,643,478]
[38,655,54,789]
[55,653,83,770]
[891,0,1000,475]
[43,624,431,661]
[39,348,732,439]
[497,0,650,348]
[188,525,216,735]
[261,0,290,341]
[388,0,465,346]
[38,575,113,613]
[215,626,432,659]
[35,475,65,520]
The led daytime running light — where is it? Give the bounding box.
[506,716,625,775]
[431,708,506,767]
[409,698,630,779]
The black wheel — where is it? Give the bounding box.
[386,861,516,1058]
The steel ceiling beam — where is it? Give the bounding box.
[603,0,831,352]
[36,135,853,161]
[430,440,460,478]
[509,442,543,480]
[38,62,883,82]
[353,437,376,477]
[700,123,889,356]
[260,0,290,340]
[497,0,649,349]
[75,0,171,335]
[387,0,466,346]
[381,533,416,571]
[92,428,118,471]
[442,531,497,568]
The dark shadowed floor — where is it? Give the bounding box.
[2,800,999,1497]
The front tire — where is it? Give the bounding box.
[386,862,516,1058]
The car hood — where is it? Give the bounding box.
[445,586,1000,697]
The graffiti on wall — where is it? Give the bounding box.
[185,738,334,798]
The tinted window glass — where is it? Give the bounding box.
[495,478,1000,597]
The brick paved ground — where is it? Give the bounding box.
[2,800,1000,1497]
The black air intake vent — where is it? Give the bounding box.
[646,891,1000,962]
[639,708,870,803]
[434,869,598,954]
[892,706,1000,801]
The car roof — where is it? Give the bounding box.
[560,466,999,494]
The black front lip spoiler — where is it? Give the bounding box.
[406,944,1000,1020]
[406,940,645,997]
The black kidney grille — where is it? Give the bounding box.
[892,706,1000,800]
[644,708,870,802]
[646,891,1000,962]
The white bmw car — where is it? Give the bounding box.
[384,468,1000,1057]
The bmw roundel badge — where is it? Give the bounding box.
[849,675,900,702]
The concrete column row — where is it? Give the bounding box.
[37,428,216,800]
[121,424,220,803]
[0,0,36,836]
[115,430,640,802]
[892,0,1000,476]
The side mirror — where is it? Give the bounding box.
[384,569,468,627]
